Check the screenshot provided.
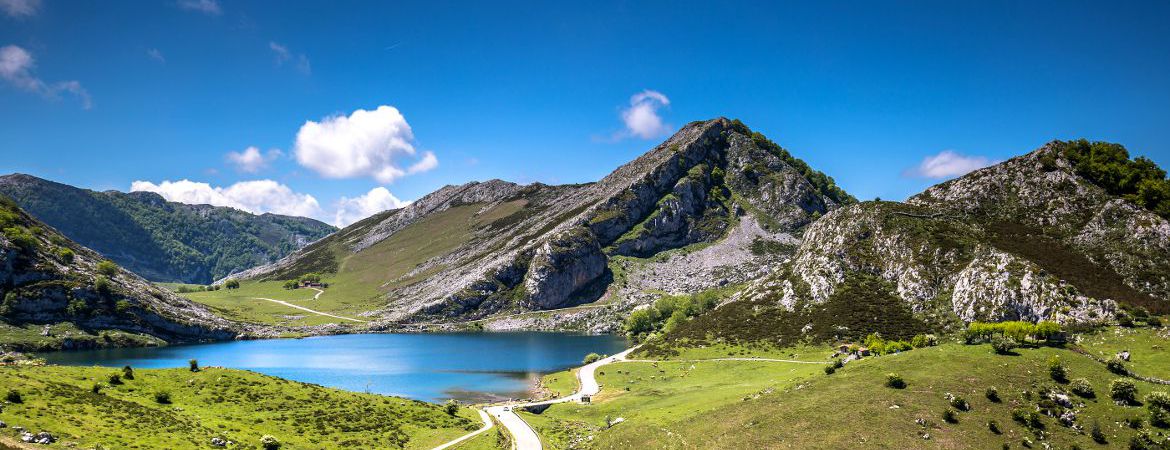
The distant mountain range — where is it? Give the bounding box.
[0,174,335,284]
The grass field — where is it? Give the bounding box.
[174,281,345,326]
[1078,326,1170,380]
[0,364,481,449]
[524,329,1170,449]
[0,321,164,351]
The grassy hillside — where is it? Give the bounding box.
[0,174,335,284]
[525,326,1170,449]
[0,364,480,449]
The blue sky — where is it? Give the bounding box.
[2,0,1169,226]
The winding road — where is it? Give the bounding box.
[433,408,494,450]
[251,297,367,323]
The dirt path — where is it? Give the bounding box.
[432,408,493,450]
[308,287,325,300]
[251,297,367,323]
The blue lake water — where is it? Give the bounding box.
[40,332,628,403]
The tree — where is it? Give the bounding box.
[96,259,119,276]
[224,279,240,289]
[624,308,658,336]
[444,399,459,416]
[1111,379,1139,405]
[282,280,299,290]
[188,359,200,372]
[583,353,602,364]
[122,365,135,380]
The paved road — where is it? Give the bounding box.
[432,408,493,450]
[251,297,367,323]
[486,347,640,450]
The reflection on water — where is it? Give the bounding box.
[39,332,628,403]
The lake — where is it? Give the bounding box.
[41,332,629,403]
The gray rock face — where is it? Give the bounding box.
[524,227,607,309]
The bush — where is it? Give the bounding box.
[1107,357,1128,375]
[224,279,240,289]
[1091,420,1106,444]
[949,395,971,411]
[991,335,1017,354]
[108,373,122,385]
[91,382,102,393]
[988,420,1001,434]
[583,353,602,364]
[122,365,134,380]
[823,364,836,375]
[1147,391,1170,428]
[1070,378,1095,398]
[3,226,38,252]
[1127,416,1144,429]
[1111,379,1139,405]
[96,259,119,276]
[153,390,171,404]
[885,373,906,389]
[1148,316,1164,328]
[260,435,281,450]
[910,333,938,348]
[5,389,22,403]
[282,280,299,290]
[444,399,459,416]
[942,408,958,424]
[189,359,199,372]
[1048,356,1069,383]
[57,247,74,263]
[986,386,1001,402]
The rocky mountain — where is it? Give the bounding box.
[0,195,238,350]
[668,140,1170,346]
[0,174,335,284]
[234,118,854,326]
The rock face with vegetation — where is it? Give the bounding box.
[0,196,238,349]
[236,118,853,325]
[0,174,335,284]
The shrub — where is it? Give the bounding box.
[985,387,1001,402]
[910,333,938,348]
[988,420,1001,434]
[942,408,958,424]
[189,359,199,372]
[153,390,171,404]
[1091,420,1106,444]
[1147,316,1163,328]
[96,259,118,276]
[108,373,122,385]
[991,335,1017,354]
[833,358,844,369]
[260,435,281,450]
[583,353,602,364]
[5,389,22,403]
[57,247,74,263]
[1111,379,1139,405]
[1118,312,1135,327]
[1048,356,1068,383]
[282,280,299,290]
[91,383,102,393]
[224,279,240,289]
[94,276,111,295]
[122,365,134,380]
[1070,378,1095,398]
[1147,391,1170,428]
[949,395,971,411]
[444,399,459,416]
[823,364,836,375]
[1107,357,1128,375]
[3,226,38,252]
[114,300,132,313]
[1127,416,1144,429]
[885,373,906,389]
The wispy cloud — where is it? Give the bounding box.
[0,0,40,18]
[904,150,995,179]
[146,48,166,64]
[0,45,91,109]
[225,146,283,173]
[176,0,220,15]
[270,41,311,75]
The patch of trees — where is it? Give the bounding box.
[624,290,720,338]
[1059,139,1170,219]
[730,119,855,206]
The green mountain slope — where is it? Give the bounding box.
[0,196,239,350]
[0,174,335,284]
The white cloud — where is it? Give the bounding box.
[0,45,91,109]
[294,105,438,183]
[905,150,995,179]
[0,0,39,17]
[147,48,165,64]
[176,0,220,15]
[270,41,311,75]
[617,89,671,140]
[225,146,282,173]
[130,179,321,218]
[333,187,410,227]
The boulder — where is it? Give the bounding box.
[524,227,607,309]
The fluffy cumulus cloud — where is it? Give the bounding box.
[332,187,410,227]
[905,150,995,179]
[130,179,321,218]
[294,105,438,183]
[617,90,671,139]
[0,0,40,17]
[176,0,220,15]
[0,45,91,109]
[225,146,282,173]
